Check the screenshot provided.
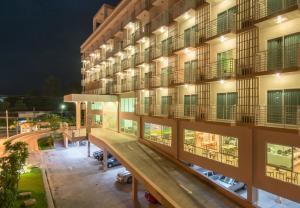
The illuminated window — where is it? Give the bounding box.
[94,115,103,126]
[144,123,172,146]
[183,129,238,167]
[120,119,137,136]
[121,98,135,112]
[91,102,103,110]
[266,143,300,186]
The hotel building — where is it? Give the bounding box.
[69,0,300,207]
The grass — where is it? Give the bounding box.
[14,167,47,208]
[38,136,54,150]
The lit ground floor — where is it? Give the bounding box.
[42,143,160,208]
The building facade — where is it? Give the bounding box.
[79,0,300,206]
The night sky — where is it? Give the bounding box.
[0,0,119,95]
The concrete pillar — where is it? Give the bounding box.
[102,148,108,171]
[87,141,91,157]
[131,176,138,201]
[248,186,258,206]
[64,136,69,148]
[76,102,81,130]
[86,102,92,158]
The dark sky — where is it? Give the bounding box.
[0,0,119,95]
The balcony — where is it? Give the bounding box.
[121,79,134,92]
[151,11,171,33]
[135,49,151,66]
[173,32,198,53]
[255,44,300,74]
[136,104,153,116]
[196,105,237,123]
[171,67,197,85]
[123,37,135,49]
[205,59,236,80]
[255,105,300,129]
[134,24,150,43]
[152,40,174,60]
[202,13,236,43]
[113,84,122,94]
[171,0,203,20]
[113,63,121,74]
[174,104,197,119]
[255,0,299,22]
[106,65,113,77]
[135,0,151,19]
[153,105,174,117]
[112,42,123,55]
[121,59,130,71]
[150,71,174,88]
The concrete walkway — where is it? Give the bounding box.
[90,129,241,208]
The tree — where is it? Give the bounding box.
[0,142,29,208]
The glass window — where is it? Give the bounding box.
[266,143,300,186]
[183,129,239,167]
[121,98,135,112]
[144,123,172,146]
[94,115,103,125]
[120,119,137,136]
[92,102,103,110]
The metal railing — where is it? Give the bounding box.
[121,59,130,71]
[255,105,300,129]
[255,44,300,73]
[173,32,197,51]
[170,0,203,20]
[153,104,174,117]
[113,63,121,74]
[206,59,236,80]
[123,37,135,49]
[204,13,236,40]
[113,84,122,94]
[171,67,197,85]
[134,24,150,42]
[121,79,134,92]
[174,104,197,119]
[135,0,151,16]
[135,104,153,115]
[151,10,170,32]
[255,0,298,20]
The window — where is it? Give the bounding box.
[217,49,234,78]
[184,25,197,47]
[217,6,237,35]
[120,119,137,136]
[121,98,135,112]
[94,115,103,125]
[267,89,300,124]
[184,94,197,117]
[217,92,237,120]
[183,129,239,167]
[184,60,197,83]
[266,143,300,186]
[161,96,171,115]
[144,123,172,146]
[91,102,103,110]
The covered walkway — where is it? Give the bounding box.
[89,128,242,208]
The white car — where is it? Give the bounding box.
[116,170,132,184]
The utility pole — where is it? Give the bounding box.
[6,110,9,139]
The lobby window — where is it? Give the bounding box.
[94,115,103,126]
[183,129,239,167]
[266,143,300,186]
[121,98,135,112]
[120,119,137,136]
[92,102,103,110]
[144,123,172,146]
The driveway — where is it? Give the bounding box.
[42,143,161,208]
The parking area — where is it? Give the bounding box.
[42,141,162,208]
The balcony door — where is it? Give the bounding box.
[161,67,170,87]
[217,49,234,78]
[217,6,237,35]
[184,25,197,48]
[267,89,300,124]
[184,94,197,117]
[284,33,300,68]
[161,96,171,115]
[184,60,197,83]
[217,92,237,120]
[267,37,283,71]
[144,97,152,114]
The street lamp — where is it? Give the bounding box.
[60,104,66,118]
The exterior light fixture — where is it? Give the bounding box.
[276,73,281,78]
[183,13,190,20]
[159,26,166,33]
[276,16,287,24]
[184,48,190,54]
[220,79,225,84]
[220,36,226,42]
[90,53,96,57]
[184,84,188,88]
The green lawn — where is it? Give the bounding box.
[38,136,54,150]
[14,167,48,208]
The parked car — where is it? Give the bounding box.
[107,158,121,168]
[92,151,113,161]
[79,140,87,146]
[116,170,132,184]
[229,182,246,192]
[218,176,236,188]
[144,191,159,204]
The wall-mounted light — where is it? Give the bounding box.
[276,16,287,24]
[220,79,225,84]
[183,13,190,20]
[276,73,281,78]
[159,26,166,33]
[220,36,226,42]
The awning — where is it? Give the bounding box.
[64,94,118,103]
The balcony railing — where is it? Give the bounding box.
[121,80,134,92]
[134,24,151,42]
[152,39,174,59]
[135,104,153,115]
[153,105,174,117]
[203,13,236,41]
[171,65,197,85]
[121,59,130,71]
[173,32,197,51]
[150,70,174,88]
[113,63,121,74]
[123,37,135,49]
[113,84,122,94]
[174,104,197,119]
[255,105,300,129]
[151,10,171,32]
[255,0,299,21]
[135,50,151,65]
[135,0,151,17]
[196,105,237,123]
[170,0,203,20]
[255,44,300,73]
[206,59,236,80]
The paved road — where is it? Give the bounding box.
[90,129,241,208]
[42,144,162,208]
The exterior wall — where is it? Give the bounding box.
[210,80,236,105]
[210,0,237,20]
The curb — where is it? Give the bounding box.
[41,168,55,208]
